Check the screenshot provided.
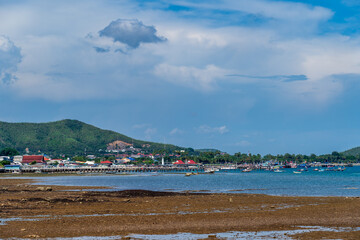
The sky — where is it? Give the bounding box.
[1,0,360,155]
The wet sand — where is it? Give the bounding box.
[0,178,359,239]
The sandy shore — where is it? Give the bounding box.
[0,178,359,239]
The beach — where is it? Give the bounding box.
[0,178,359,239]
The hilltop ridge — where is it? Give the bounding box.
[342,146,360,156]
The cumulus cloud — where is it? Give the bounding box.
[98,19,166,49]
[197,125,229,134]
[0,35,22,84]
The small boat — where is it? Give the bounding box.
[293,171,302,174]
[185,172,198,176]
[205,168,215,174]
[242,168,252,172]
[336,167,346,171]
[274,169,283,173]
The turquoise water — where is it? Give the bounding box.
[32,167,360,197]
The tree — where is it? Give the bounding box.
[0,160,11,166]
[0,148,19,157]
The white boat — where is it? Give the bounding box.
[204,168,215,174]
[293,171,302,174]
[242,168,252,172]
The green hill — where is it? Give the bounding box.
[342,146,360,156]
[0,119,182,155]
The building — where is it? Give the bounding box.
[173,160,185,165]
[4,165,21,173]
[22,155,45,164]
[186,160,197,165]
[13,155,23,164]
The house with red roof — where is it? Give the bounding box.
[186,160,197,165]
[173,160,185,165]
[22,155,45,164]
[100,160,113,165]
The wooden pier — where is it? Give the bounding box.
[19,166,206,174]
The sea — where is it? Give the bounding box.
[30,166,360,197]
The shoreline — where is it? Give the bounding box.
[0,178,359,239]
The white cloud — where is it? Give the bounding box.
[197,125,229,134]
[170,128,183,135]
[0,35,22,85]
[154,64,227,91]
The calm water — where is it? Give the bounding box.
[31,167,360,197]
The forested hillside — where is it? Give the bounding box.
[0,119,181,155]
[342,146,360,156]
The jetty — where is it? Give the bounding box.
[18,165,207,174]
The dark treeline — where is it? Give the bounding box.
[181,151,359,164]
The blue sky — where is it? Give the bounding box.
[1,0,360,155]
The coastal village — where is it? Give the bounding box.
[0,147,352,175]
